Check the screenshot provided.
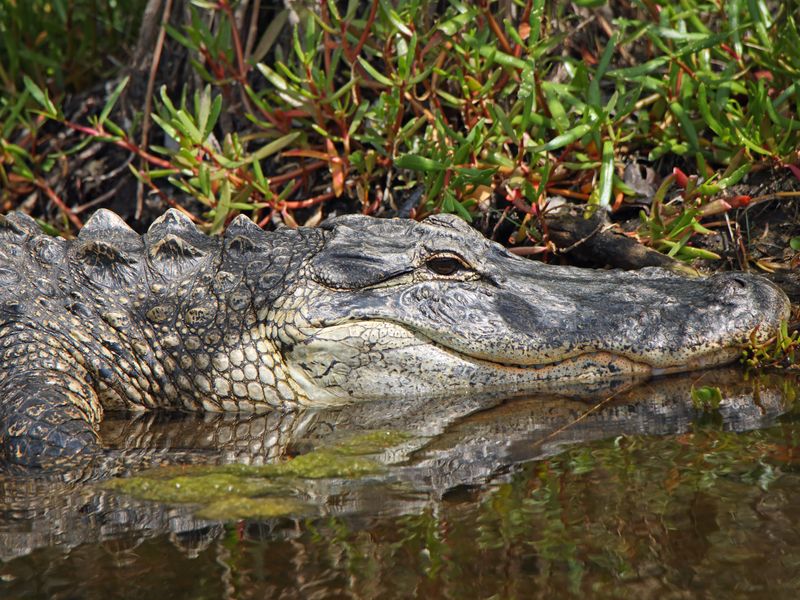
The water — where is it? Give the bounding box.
[1,368,799,599]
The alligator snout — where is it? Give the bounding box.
[711,271,786,307]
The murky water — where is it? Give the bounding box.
[2,368,799,599]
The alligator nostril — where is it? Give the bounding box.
[717,275,751,298]
[714,273,753,301]
[729,276,749,289]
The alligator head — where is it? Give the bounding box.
[271,213,790,404]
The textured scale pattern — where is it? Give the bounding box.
[0,209,324,466]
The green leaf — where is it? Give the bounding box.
[251,9,290,63]
[394,154,446,172]
[442,190,472,221]
[607,55,670,79]
[396,115,427,143]
[205,94,223,139]
[669,102,699,152]
[437,7,477,36]
[195,86,212,138]
[462,33,529,70]
[435,88,465,106]
[322,77,359,106]
[588,32,617,108]
[176,110,203,144]
[210,179,232,234]
[248,132,302,163]
[159,85,179,116]
[382,4,413,36]
[146,168,180,179]
[151,113,179,141]
[488,104,516,141]
[397,32,417,81]
[99,76,129,127]
[348,101,371,137]
[531,123,593,153]
[23,76,58,117]
[256,63,290,92]
[790,237,800,251]
[357,57,394,87]
[697,83,725,137]
[691,385,723,410]
[543,89,569,132]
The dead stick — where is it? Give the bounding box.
[35,180,84,230]
[137,0,173,219]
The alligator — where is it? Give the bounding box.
[0,208,791,467]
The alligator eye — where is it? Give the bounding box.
[426,256,465,276]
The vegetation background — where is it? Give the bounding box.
[1,2,798,226]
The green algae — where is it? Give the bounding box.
[102,472,285,503]
[138,462,277,479]
[264,450,383,479]
[253,429,413,478]
[197,496,308,520]
[134,446,386,481]
[101,429,413,515]
[325,430,414,455]
[104,448,383,505]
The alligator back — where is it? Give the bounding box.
[0,209,323,466]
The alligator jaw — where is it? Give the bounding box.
[285,319,739,403]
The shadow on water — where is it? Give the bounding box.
[1,368,799,598]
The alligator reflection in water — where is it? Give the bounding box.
[0,368,794,569]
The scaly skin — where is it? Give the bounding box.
[0,208,791,467]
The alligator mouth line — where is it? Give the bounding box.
[333,319,659,381]
[417,321,748,376]
[462,343,742,380]
[311,318,743,386]
[392,321,650,374]
[442,341,744,384]
[455,346,654,380]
